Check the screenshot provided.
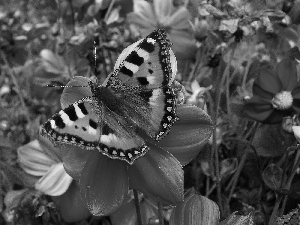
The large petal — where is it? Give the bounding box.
[60,76,93,109]
[155,105,213,166]
[169,7,191,30]
[264,109,293,124]
[153,0,173,17]
[17,140,57,177]
[58,144,89,181]
[128,0,156,28]
[168,30,197,60]
[255,68,281,94]
[276,57,298,91]
[128,142,184,205]
[40,49,65,75]
[252,83,273,100]
[35,163,72,196]
[52,182,91,222]
[127,13,156,31]
[38,133,62,163]
[80,151,129,216]
[244,96,274,122]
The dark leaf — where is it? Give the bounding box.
[262,163,283,190]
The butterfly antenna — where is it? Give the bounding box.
[47,81,89,88]
[93,33,100,76]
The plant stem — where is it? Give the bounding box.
[157,202,164,225]
[269,195,283,225]
[68,0,75,35]
[133,190,143,225]
[226,150,248,204]
[212,44,237,216]
[279,146,300,215]
[0,52,31,123]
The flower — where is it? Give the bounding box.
[17,136,90,222]
[55,89,212,216]
[128,0,197,60]
[292,125,300,142]
[41,33,213,216]
[244,57,300,124]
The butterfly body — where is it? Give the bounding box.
[41,29,178,164]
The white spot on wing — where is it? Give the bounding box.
[136,48,149,61]
[74,104,85,118]
[147,38,156,45]
[50,120,57,129]
[149,89,161,105]
[59,110,73,126]
[100,134,138,149]
[88,126,97,135]
[146,76,156,84]
[124,61,139,74]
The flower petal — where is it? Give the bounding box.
[156,105,213,166]
[292,85,300,99]
[40,49,65,74]
[52,182,91,222]
[168,30,197,60]
[128,142,184,205]
[255,68,281,94]
[292,86,300,113]
[169,7,191,30]
[293,99,300,113]
[127,13,156,31]
[17,140,57,177]
[80,151,129,216]
[60,76,93,109]
[276,57,298,91]
[264,109,292,124]
[153,0,173,17]
[252,83,273,100]
[38,133,62,163]
[35,162,73,196]
[244,96,274,122]
[59,144,89,180]
[129,0,156,28]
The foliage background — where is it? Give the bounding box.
[1,0,300,224]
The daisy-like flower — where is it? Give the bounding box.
[17,135,90,222]
[128,0,197,60]
[244,57,300,124]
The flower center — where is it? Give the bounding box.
[271,91,293,110]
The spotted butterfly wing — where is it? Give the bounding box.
[41,80,149,164]
[41,29,178,164]
[106,29,175,89]
[106,29,178,140]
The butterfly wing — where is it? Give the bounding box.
[41,96,148,164]
[104,29,178,140]
[106,29,175,90]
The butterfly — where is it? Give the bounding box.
[41,29,178,165]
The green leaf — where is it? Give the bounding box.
[219,212,254,225]
[252,124,295,157]
[262,163,283,190]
